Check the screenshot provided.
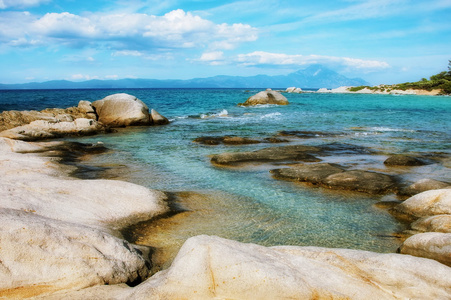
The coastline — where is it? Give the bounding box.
[1,93,451,299]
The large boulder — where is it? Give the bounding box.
[240,89,289,106]
[0,137,171,297]
[150,109,169,125]
[0,118,107,141]
[391,189,451,221]
[399,232,451,267]
[411,215,451,233]
[400,178,450,196]
[0,208,150,298]
[92,93,152,127]
[127,235,451,299]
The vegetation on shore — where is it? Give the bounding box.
[350,60,451,95]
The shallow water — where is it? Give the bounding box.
[1,89,450,262]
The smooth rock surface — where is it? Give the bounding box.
[0,209,150,298]
[92,93,151,127]
[150,109,169,125]
[0,137,170,297]
[384,154,426,166]
[401,178,450,196]
[271,163,344,184]
[211,145,321,166]
[411,215,451,233]
[323,170,397,194]
[127,235,451,300]
[391,189,451,221]
[0,107,93,132]
[399,232,451,267]
[240,89,289,106]
[0,118,107,141]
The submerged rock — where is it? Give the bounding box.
[239,89,289,106]
[211,145,321,166]
[323,170,397,194]
[92,93,152,127]
[271,163,345,185]
[278,130,342,139]
[272,164,397,195]
[194,136,261,145]
[127,235,451,299]
[384,154,426,166]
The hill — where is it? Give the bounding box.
[0,65,368,90]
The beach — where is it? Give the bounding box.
[0,89,450,298]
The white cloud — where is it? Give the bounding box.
[236,51,390,71]
[0,0,50,9]
[198,51,225,65]
[1,9,258,51]
[112,50,144,57]
[199,51,224,61]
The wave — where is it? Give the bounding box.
[200,109,229,119]
[350,126,416,133]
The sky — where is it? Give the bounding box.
[0,0,450,85]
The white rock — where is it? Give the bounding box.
[0,137,171,297]
[241,90,289,106]
[0,118,106,140]
[411,215,451,233]
[400,232,451,267]
[128,235,451,299]
[286,87,302,93]
[92,93,151,127]
[0,209,150,298]
[150,109,169,125]
[393,189,451,219]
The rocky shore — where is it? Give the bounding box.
[1,94,451,299]
[282,86,444,95]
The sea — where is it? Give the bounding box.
[1,88,450,265]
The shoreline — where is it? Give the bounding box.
[1,93,451,298]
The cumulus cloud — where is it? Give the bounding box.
[236,51,390,71]
[0,9,258,51]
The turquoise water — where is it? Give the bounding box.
[1,89,450,252]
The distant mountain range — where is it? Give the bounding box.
[0,65,368,90]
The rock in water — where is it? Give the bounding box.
[399,232,451,267]
[401,178,450,196]
[271,163,344,184]
[127,235,451,299]
[384,154,426,166]
[240,89,289,106]
[323,170,396,194]
[150,109,169,125]
[92,93,151,127]
[391,189,451,221]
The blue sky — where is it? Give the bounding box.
[0,0,450,85]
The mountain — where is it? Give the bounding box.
[0,65,368,90]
